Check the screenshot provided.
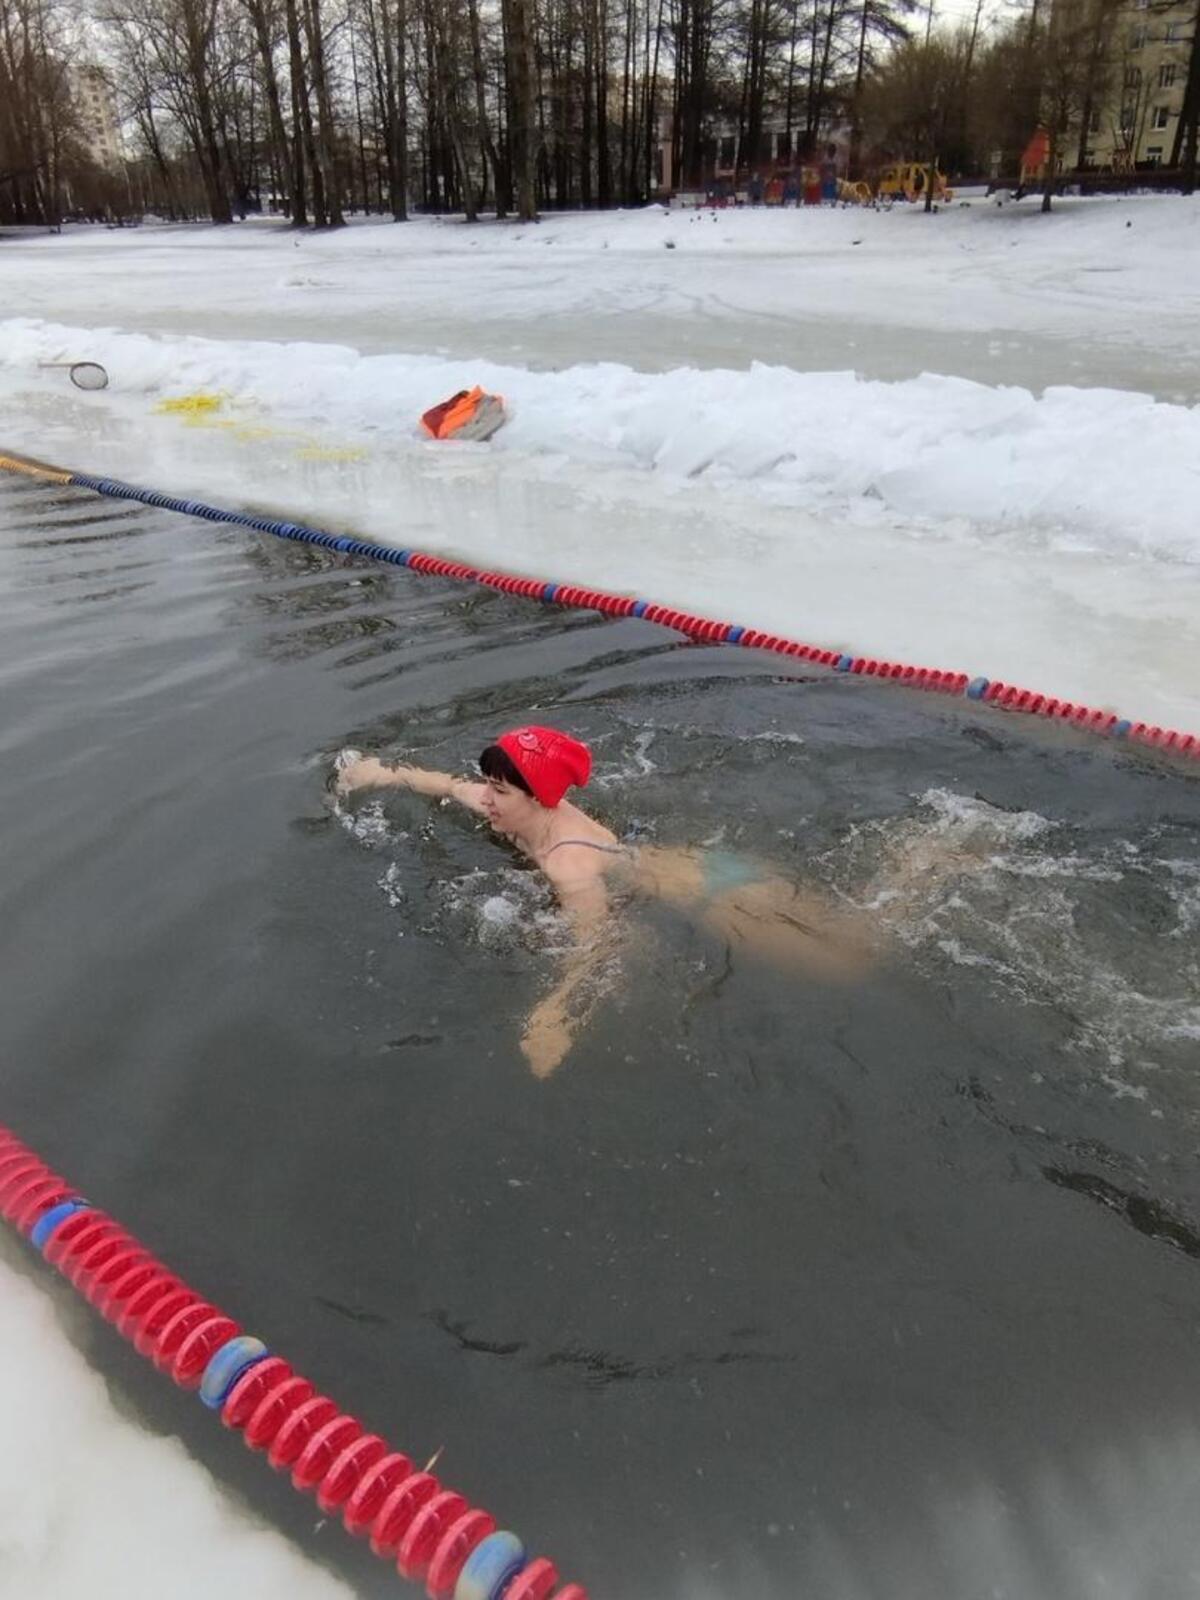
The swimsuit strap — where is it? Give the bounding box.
[542,838,628,857]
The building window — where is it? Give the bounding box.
[1160,63,1177,88]
[1124,65,1142,86]
[777,131,790,161]
[1166,21,1183,40]
[1120,105,1136,131]
[1129,25,1146,47]
[1152,105,1170,128]
[719,136,735,168]
[1146,146,1163,165]
[1089,109,1101,133]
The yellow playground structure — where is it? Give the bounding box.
[874,162,954,203]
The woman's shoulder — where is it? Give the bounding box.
[539,812,624,877]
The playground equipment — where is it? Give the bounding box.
[875,163,954,203]
[1020,128,1050,187]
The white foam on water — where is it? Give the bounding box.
[0,1247,353,1598]
[590,728,659,787]
[822,790,1200,1092]
[434,866,569,955]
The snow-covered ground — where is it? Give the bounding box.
[2,195,1200,1597]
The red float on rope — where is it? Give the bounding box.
[397,1488,469,1581]
[223,1356,295,1429]
[317,1433,389,1512]
[506,1560,563,1600]
[341,1451,414,1536]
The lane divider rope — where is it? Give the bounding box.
[1,449,1196,760]
[0,1124,589,1600]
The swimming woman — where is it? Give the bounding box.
[336,726,869,1077]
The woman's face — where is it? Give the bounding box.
[482,775,537,833]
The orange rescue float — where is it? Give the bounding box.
[419,386,507,442]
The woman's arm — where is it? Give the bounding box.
[520,874,614,1078]
[337,755,489,815]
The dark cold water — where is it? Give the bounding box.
[2,471,1200,1600]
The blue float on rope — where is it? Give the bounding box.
[454,1530,527,1600]
[631,600,649,618]
[966,676,990,700]
[199,1335,270,1409]
[1114,719,1133,738]
[31,1198,91,1252]
[727,625,745,645]
[835,654,854,672]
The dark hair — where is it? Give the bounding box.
[478,743,533,796]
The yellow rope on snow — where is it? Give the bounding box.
[0,451,74,484]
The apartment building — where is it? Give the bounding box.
[73,65,123,171]
[1081,0,1192,168]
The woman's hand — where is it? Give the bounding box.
[521,994,574,1079]
[336,755,399,794]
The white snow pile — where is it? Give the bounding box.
[0,1249,353,1598]
[2,317,1200,565]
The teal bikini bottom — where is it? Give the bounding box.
[700,849,761,900]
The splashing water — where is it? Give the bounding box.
[818,789,1200,1097]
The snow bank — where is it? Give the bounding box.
[0,1249,352,1598]
[3,318,1199,565]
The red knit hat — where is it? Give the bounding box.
[496,726,592,808]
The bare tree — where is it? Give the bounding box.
[503,0,538,215]
[0,0,79,223]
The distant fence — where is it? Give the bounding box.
[988,168,1192,196]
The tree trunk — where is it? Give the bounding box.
[302,0,344,223]
[185,0,233,223]
[580,0,594,204]
[244,0,292,215]
[595,0,611,205]
[350,23,371,212]
[503,0,538,218]
[429,0,478,218]
[467,0,503,213]
[1041,117,1056,212]
[643,0,665,195]
[284,0,312,222]
[848,0,869,177]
